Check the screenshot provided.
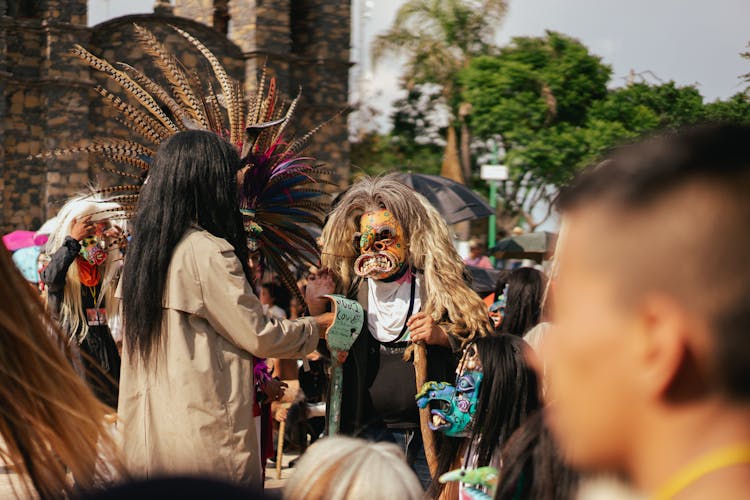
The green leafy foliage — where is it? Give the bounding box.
[457,32,750,230]
[372,0,507,92]
[350,132,443,178]
[362,24,750,231]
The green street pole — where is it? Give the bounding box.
[488,141,499,266]
[488,180,497,266]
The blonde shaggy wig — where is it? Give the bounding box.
[321,174,491,343]
[45,193,122,343]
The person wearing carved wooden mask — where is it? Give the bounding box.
[318,174,492,488]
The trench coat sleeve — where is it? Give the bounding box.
[195,239,320,359]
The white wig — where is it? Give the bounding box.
[45,193,122,342]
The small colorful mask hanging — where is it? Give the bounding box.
[489,283,509,328]
[416,343,483,437]
[439,466,498,500]
[79,236,107,266]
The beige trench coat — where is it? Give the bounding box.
[117,228,319,488]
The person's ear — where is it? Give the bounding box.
[634,294,706,402]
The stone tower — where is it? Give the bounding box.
[174,0,352,188]
[0,0,351,232]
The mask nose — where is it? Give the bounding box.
[360,231,375,253]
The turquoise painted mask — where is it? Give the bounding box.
[416,343,483,437]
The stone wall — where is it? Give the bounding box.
[1,0,91,231]
[289,0,351,186]
[87,15,246,189]
[0,0,351,232]
[178,0,352,187]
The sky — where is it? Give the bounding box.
[353,0,750,131]
[87,0,749,231]
[89,0,750,132]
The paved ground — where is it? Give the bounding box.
[1,441,300,498]
[264,450,301,497]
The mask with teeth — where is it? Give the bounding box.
[353,208,406,280]
[415,343,483,437]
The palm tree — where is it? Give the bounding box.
[372,0,507,182]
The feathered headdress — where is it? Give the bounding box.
[34,24,332,301]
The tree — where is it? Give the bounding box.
[459,31,750,232]
[349,84,446,178]
[588,81,706,132]
[704,93,750,123]
[741,41,750,95]
[349,132,444,178]
[371,0,507,181]
[460,31,612,230]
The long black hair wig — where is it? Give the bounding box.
[431,334,542,497]
[494,410,580,500]
[499,267,548,336]
[121,130,250,361]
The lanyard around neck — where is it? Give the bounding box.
[652,443,750,500]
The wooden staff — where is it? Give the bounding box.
[414,342,438,477]
[276,418,285,480]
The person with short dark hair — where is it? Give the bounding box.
[548,123,750,499]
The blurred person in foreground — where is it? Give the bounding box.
[118,130,332,488]
[283,436,423,500]
[548,123,750,500]
[0,242,121,498]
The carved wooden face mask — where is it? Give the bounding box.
[353,208,406,280]
[415,343,484,437]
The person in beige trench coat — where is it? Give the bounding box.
[116,131,333,490]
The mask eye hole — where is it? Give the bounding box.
[375,225,395,241]
[372,225,396,251]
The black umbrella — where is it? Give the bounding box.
[491,231,558,262]
[467,265,505,296]
[394,173,493,224]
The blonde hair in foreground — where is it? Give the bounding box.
[321,174,492,342]
[0,243,121,498]
[283,436,423,500]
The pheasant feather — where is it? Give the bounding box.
[43,25,334,305]
[132,24,209,129]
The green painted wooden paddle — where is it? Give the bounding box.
[323,294,365,436]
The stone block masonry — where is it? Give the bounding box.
[1,0,351,232]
